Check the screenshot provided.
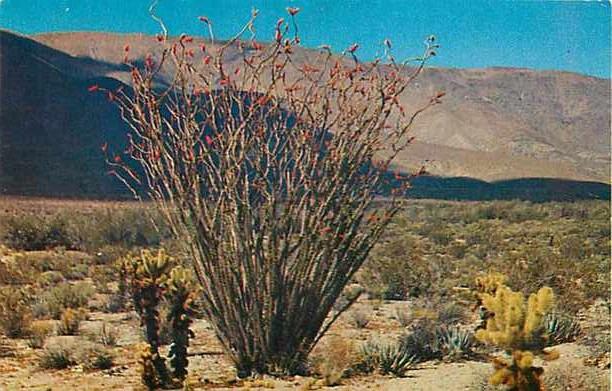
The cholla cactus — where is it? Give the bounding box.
[128,249,173,385]
[475,272,508,296]
[165,267,198,381]
[122,250,199,386]
[476,283,559,391]
[138,343,161,391]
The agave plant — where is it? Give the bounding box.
[544,312,581,346]
[436,325,474,360]
[398,319,442,362]
[358,340,416,377]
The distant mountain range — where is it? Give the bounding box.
[0,30,609,200]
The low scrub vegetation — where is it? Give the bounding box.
[359,200,610,314]
[0,199,607,389]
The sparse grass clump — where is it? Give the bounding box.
[27,321,54,349]
[95,322,119,347]
[40,344,77,369]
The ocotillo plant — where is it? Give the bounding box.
[100,5,442,376]
[476,281,559,391]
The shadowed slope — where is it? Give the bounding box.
[0,30,609,200]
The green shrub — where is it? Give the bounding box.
[40,282,94,319]
[436,325,474,360]
[3,215,75,250]
[398,319,441,362]
[36,271,65,287]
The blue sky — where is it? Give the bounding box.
[0,0,610,78]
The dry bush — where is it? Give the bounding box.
[312,335,357,386]
[80,345,115,371]
[101,5,441,376]
[27,320,54,349]
[394,305,411,327]
[0,287,33,338]
[56,308,84,336]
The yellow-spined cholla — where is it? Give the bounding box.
[475,276,559,391]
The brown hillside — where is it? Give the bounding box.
[0,30,609,198]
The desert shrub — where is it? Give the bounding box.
[398,319,441,362]
[95,322,119,347]
[349,308,371,329]
[64,263,89,281]
[0,287,32,338]
[81,345,115,371]
[0,250,37,285]
[313,336,356,386]
[39,282,94,319]
[394,305,411,327]
[437,302,467,325]
[360,200,608,319]
[105,293,127,314]
[27,321,54,349]
[40,344,77,369]
[69,208,167,251]
[36,271,65,287]
[360,235,432,300]
[56,308,82,336]
[3,214,75,250]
